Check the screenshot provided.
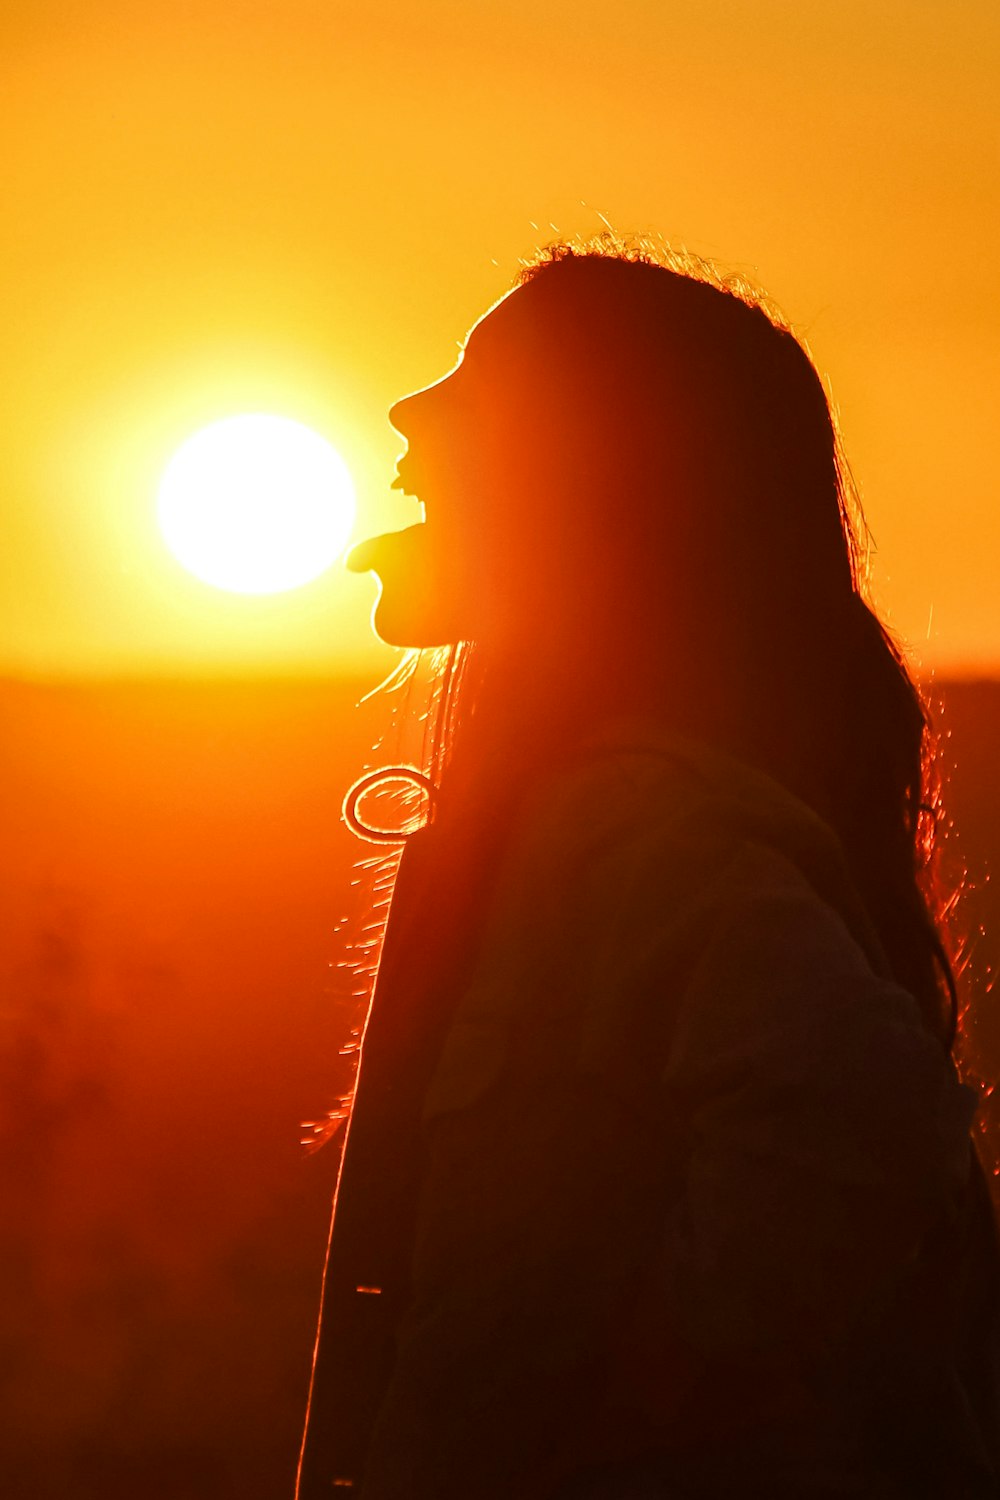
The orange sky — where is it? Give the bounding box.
[4,0,998,680]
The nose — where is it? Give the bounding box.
[390,381,442,439]
[388,394,414,437]
[389,354,463,441]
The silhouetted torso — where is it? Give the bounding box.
[297,728,1000,1499]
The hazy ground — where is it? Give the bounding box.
[1,676,997,1499]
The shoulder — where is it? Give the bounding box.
[437,737,891,1078]
[427,732,976,1200]
[475,734,883,997]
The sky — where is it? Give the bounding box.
[3,0,998,680]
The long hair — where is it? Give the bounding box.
[412,241,958,1052]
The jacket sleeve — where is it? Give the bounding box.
[658,858,977,1367]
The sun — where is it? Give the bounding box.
[157,414,356,594]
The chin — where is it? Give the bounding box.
[371,587,466,650]
[352,526,479,647]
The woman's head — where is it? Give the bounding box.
[351,247,860,684]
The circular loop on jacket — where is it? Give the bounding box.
[343,766,437,844]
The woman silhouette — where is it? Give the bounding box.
[296,245,1000,1498]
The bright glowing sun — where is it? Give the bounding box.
[157,413,356,594]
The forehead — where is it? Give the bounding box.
[462,283,551,368]
[454,275,617,420]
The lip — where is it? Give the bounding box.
[390,459,418,496]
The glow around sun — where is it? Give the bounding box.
[157,414,356,594]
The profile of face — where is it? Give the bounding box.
[347,254,842,662]
[347,282,582,650]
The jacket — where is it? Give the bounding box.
[296,725,1000,1498]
